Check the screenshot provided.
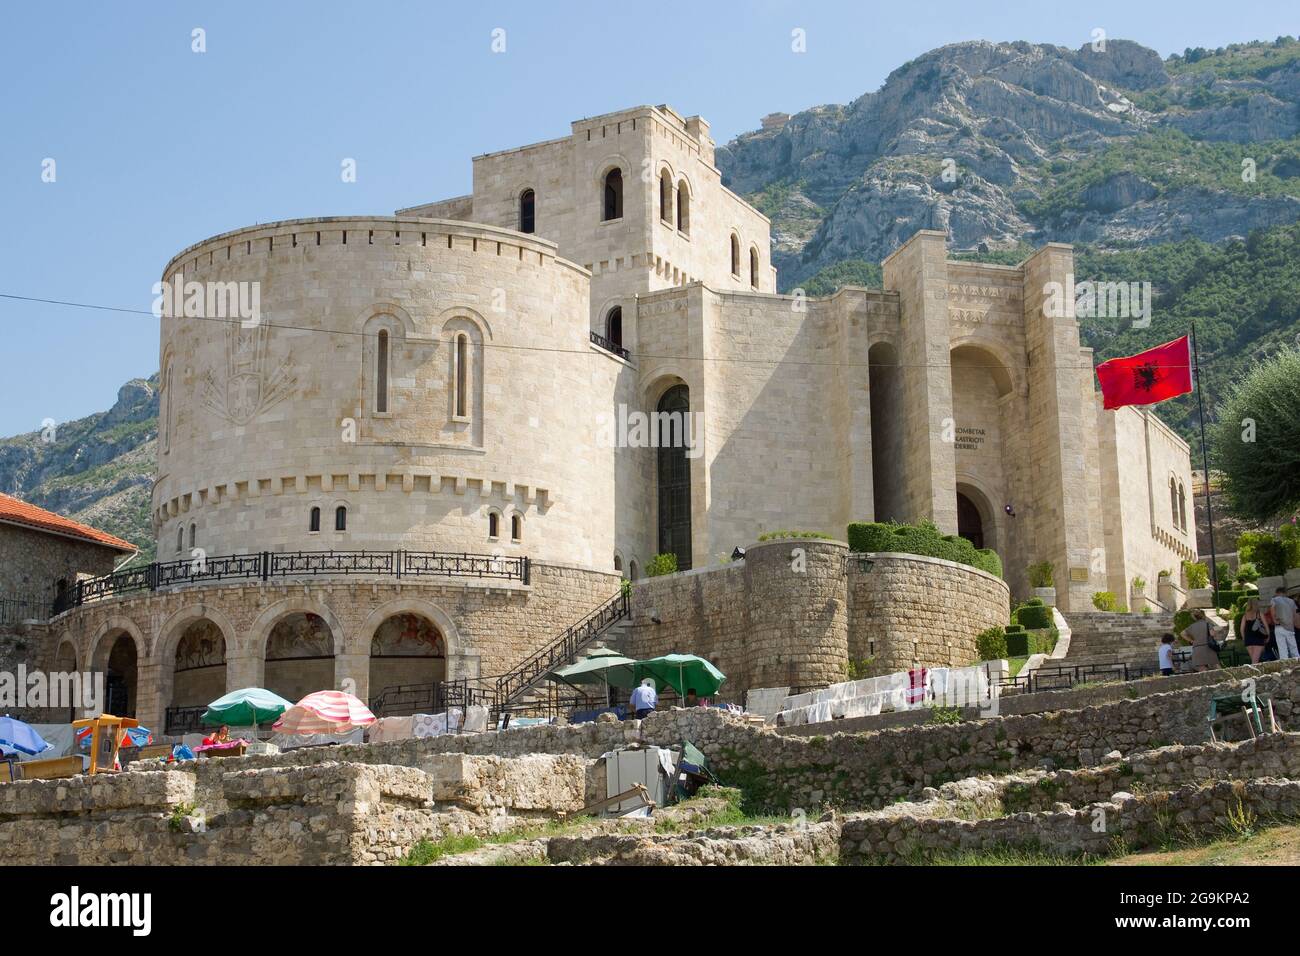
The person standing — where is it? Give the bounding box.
[629,678,658,719]
[1240,599,1271,664]
[1181,609,1223,672]
[1271,587,1299,660]
[1157,633,1176,676]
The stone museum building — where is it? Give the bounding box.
[29,104,1196,729]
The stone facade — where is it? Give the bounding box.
[25,103,1197,716]
[622,541,1009,697]
[847,552,1008,671]
[46,561,619,730]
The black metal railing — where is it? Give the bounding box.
[495,590,629,710]
[0,594,55,626]
[164,706,209,736]
[59,548,531,611]
[589,330,630,360]
[369,679,474,718]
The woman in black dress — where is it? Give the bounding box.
[1241,599,1271,664]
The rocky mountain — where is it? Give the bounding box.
[0,376,158,561]
[720,37,1300,289]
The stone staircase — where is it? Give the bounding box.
[1056,611,1178,671]
[507,620,631,710]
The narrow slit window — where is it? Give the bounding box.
[511,514,522,542]
[455,334,469,418]
[750,247,759,288]
[376,329,389,413]
[335,506,347,531]
[489,512,499,538]
[519,189,535,234]
[730,235,740,276]
[603,168,623,221]
[310,507,321,532]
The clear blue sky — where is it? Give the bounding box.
[1,0,1294,435]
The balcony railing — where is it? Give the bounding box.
[60,548,530,612]
[0,594,55,626]
[589,329,630,360]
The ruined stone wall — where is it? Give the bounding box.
[847,552,1009,671]
[841,777,1300,864]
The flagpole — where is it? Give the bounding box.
[1191,322,1220,596]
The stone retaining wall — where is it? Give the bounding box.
[841,778,1300,863]
[847,553,1009,672]
[623,542,1010,698]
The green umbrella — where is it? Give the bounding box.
[202,687,293,728]
[634,654,726,698]
[547,650,637,688]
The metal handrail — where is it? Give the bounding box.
[589,330,630,360]
[495,590,629,708]
[62,547,530,610]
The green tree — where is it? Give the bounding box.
[1212,348,1300,523]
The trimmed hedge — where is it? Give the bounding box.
[846,520,1002,578]
[1017,599,1052,630]
[1006,627,1058,658]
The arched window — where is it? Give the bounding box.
[606,306,623,349]
[749,247,759,288]
[511,514,522,542]
[1177,482,1187,531]
[454,333,469,419]
[659,172,672,224]
[335,506,347,532]
[376,329,389,413]
[488,511,500,539]
[519,189,535,234]
[603,168,623,221]
[614,554,623,573]
[309,507,321,532]
[176,525,183,554]
[730,234,740,277]
[188,523,196,549]
[1170,477,1179,527]
[629,559,639,581]
[676,180,690,234]
[163,363,173,454]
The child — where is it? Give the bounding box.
[1158,632,1176,676]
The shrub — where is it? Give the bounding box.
[646,553,678,577]
[1173,609,1194,634]
[1007,626,1059,658]
[1131,576,1147,591]
[1235,562,1259,584]
[846,519,1002,578]
[976,627,1008,661]
[1027,561,1055,588]
[928,707,963,725]
[1017,602,1053,629]
[756,530,832,541]
[1092,591,1119,612]
[1216,562,1233,589]
[1183,561,1209,589]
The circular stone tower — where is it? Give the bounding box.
[153,216,612,569]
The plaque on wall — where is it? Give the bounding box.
[1069,567,1090,583]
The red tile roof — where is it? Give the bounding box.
[0,492,137,553]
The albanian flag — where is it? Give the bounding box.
[1095,335,1193,410]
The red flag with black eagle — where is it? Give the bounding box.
[1095,335,1193,410]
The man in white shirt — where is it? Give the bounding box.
[1273,588,1299,660]
[629,679,658,719]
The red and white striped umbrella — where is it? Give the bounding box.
[272,690,376,735]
